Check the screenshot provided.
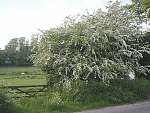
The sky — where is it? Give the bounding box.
[0,0,131,49]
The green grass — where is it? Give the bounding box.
[0,66,47,86]
[14,96,112,113]
[0,66,42,75]
[0,78,46,86]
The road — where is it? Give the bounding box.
[76,101,150,113]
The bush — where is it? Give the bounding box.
[110,79,150,99]
[67,79,150,104]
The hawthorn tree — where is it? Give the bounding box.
[32,1,150,86]
[131,0,150,18]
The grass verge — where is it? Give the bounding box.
[4,79,150,113]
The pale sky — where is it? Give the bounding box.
[0,0,130,49]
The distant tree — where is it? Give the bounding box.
[0,50,6,65]
[5,37,32,66]
[15,37,31,65]
[5,38,18,65]
[30,34,39,54]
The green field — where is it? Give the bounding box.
[0,66,47,87]
[0,66,42,75]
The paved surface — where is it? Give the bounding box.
[76,101,150,113]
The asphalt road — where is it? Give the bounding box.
[76,101,150,113]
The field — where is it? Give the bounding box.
[0,66,47,87]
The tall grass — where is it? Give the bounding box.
[7,79,150,113]
[0,90,19,113]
